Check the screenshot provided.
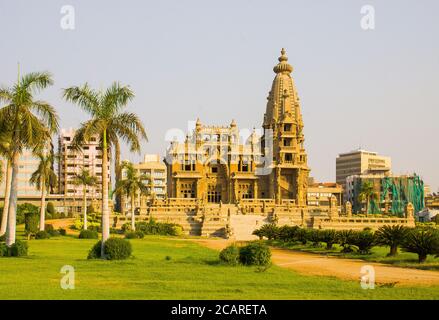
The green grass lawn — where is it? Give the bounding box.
[1,234,439,299]
[266,240,439,271]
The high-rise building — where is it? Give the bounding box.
[58,128,110,202]
[0,149,42,199]
[336,149,391,200]
[123,154,167,214]
[164,48,309,205]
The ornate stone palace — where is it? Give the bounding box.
[119,49,415,239]
[164,48,309,207]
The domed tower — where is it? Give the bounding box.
[261,48,310,205]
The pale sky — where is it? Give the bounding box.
[1,0,438,191]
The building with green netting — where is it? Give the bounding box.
[345,174,424,216]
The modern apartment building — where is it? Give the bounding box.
[123,154,167,215]
[336,149,391,200]
[58,128,110,205]
[0,149,42,200]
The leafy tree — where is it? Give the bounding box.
[114,161,148,231]
[401,228,439,263]
[0,71,58,246]
[375,225,410,256]
[30,152,57,231]
[72,168,98,230]
[63,82,145,257]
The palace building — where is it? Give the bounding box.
[164,48,310,206]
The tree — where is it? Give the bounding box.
[401,228,439,263]
[114,161,148,231]
[29,151,57,231]
[0,135,12,236]
[358,180,376,214]
[72,168,98,230]
[319,229,337,250]
[375,225,410,256]
[63,82,146,257]
[0,71,58,246]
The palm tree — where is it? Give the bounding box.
[0,135,12,236]
[63,82,146,257]
[30,151,57,231]
[115,161,148,231]
[72,168,98,230]
[375,225,410,256]
[401,228,439,263]
[0,71,58,246]
[358,181,376,214]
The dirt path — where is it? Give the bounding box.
[192,239,439,287]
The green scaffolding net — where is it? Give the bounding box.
[353,174,424,216]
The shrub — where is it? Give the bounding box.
[46,202,56,217]
[58,228,67,236]
[125,231,144,239]
[45,224,55,232]
[24,212,39,238]
[375,225,410,256]
[252,224,279,240]
[0,234,5,242]
[308,229,322,247]
[337,230,355,253]
[135,220,182,236]
[17,203,39,225]
[219,244,240,265]
[0,243,8,256]
[239,242,271,266]
[319,229,337,250]
[35,230,51,239]
[294,228,309,245]
[88,238,132,260]
[277,225,299,242]
[401,229,439,263]
[8,240,29,257]
[350,230,375,254]
[79,229,99,239]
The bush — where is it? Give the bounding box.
[294,228,310,245]
[24,212,39,238]
[350,230,375,254]
[8,240,28,257]
[79,229,99,239]
[125,231,144,239]
[88,238,132,260]
[35,230,51,239]
[0,243,8,256]
[239,242,271,266]
[252,224,279,240]
[219,244,240,265]
[135,220,183,236]
[337,230,355,253]
[46,202,56,217]
[277,225,299,242]
[319,229,337,250]
[17,203,39,225]
[308,229,322,247]
[58,228,67,236]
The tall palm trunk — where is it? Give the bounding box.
[131,193,136,231]
[114,140,122,213]
[83,187,88,230]
[0,161,12,236]
[100,130,110,257]
[39,178,46,231]
[6,152,19,246]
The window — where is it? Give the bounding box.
[283,138,292,146]
[284,124,292,132]
[285,153,293,162]
[211,166,218,173]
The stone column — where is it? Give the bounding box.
[329,195,339,220]
[405,202,415,227]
